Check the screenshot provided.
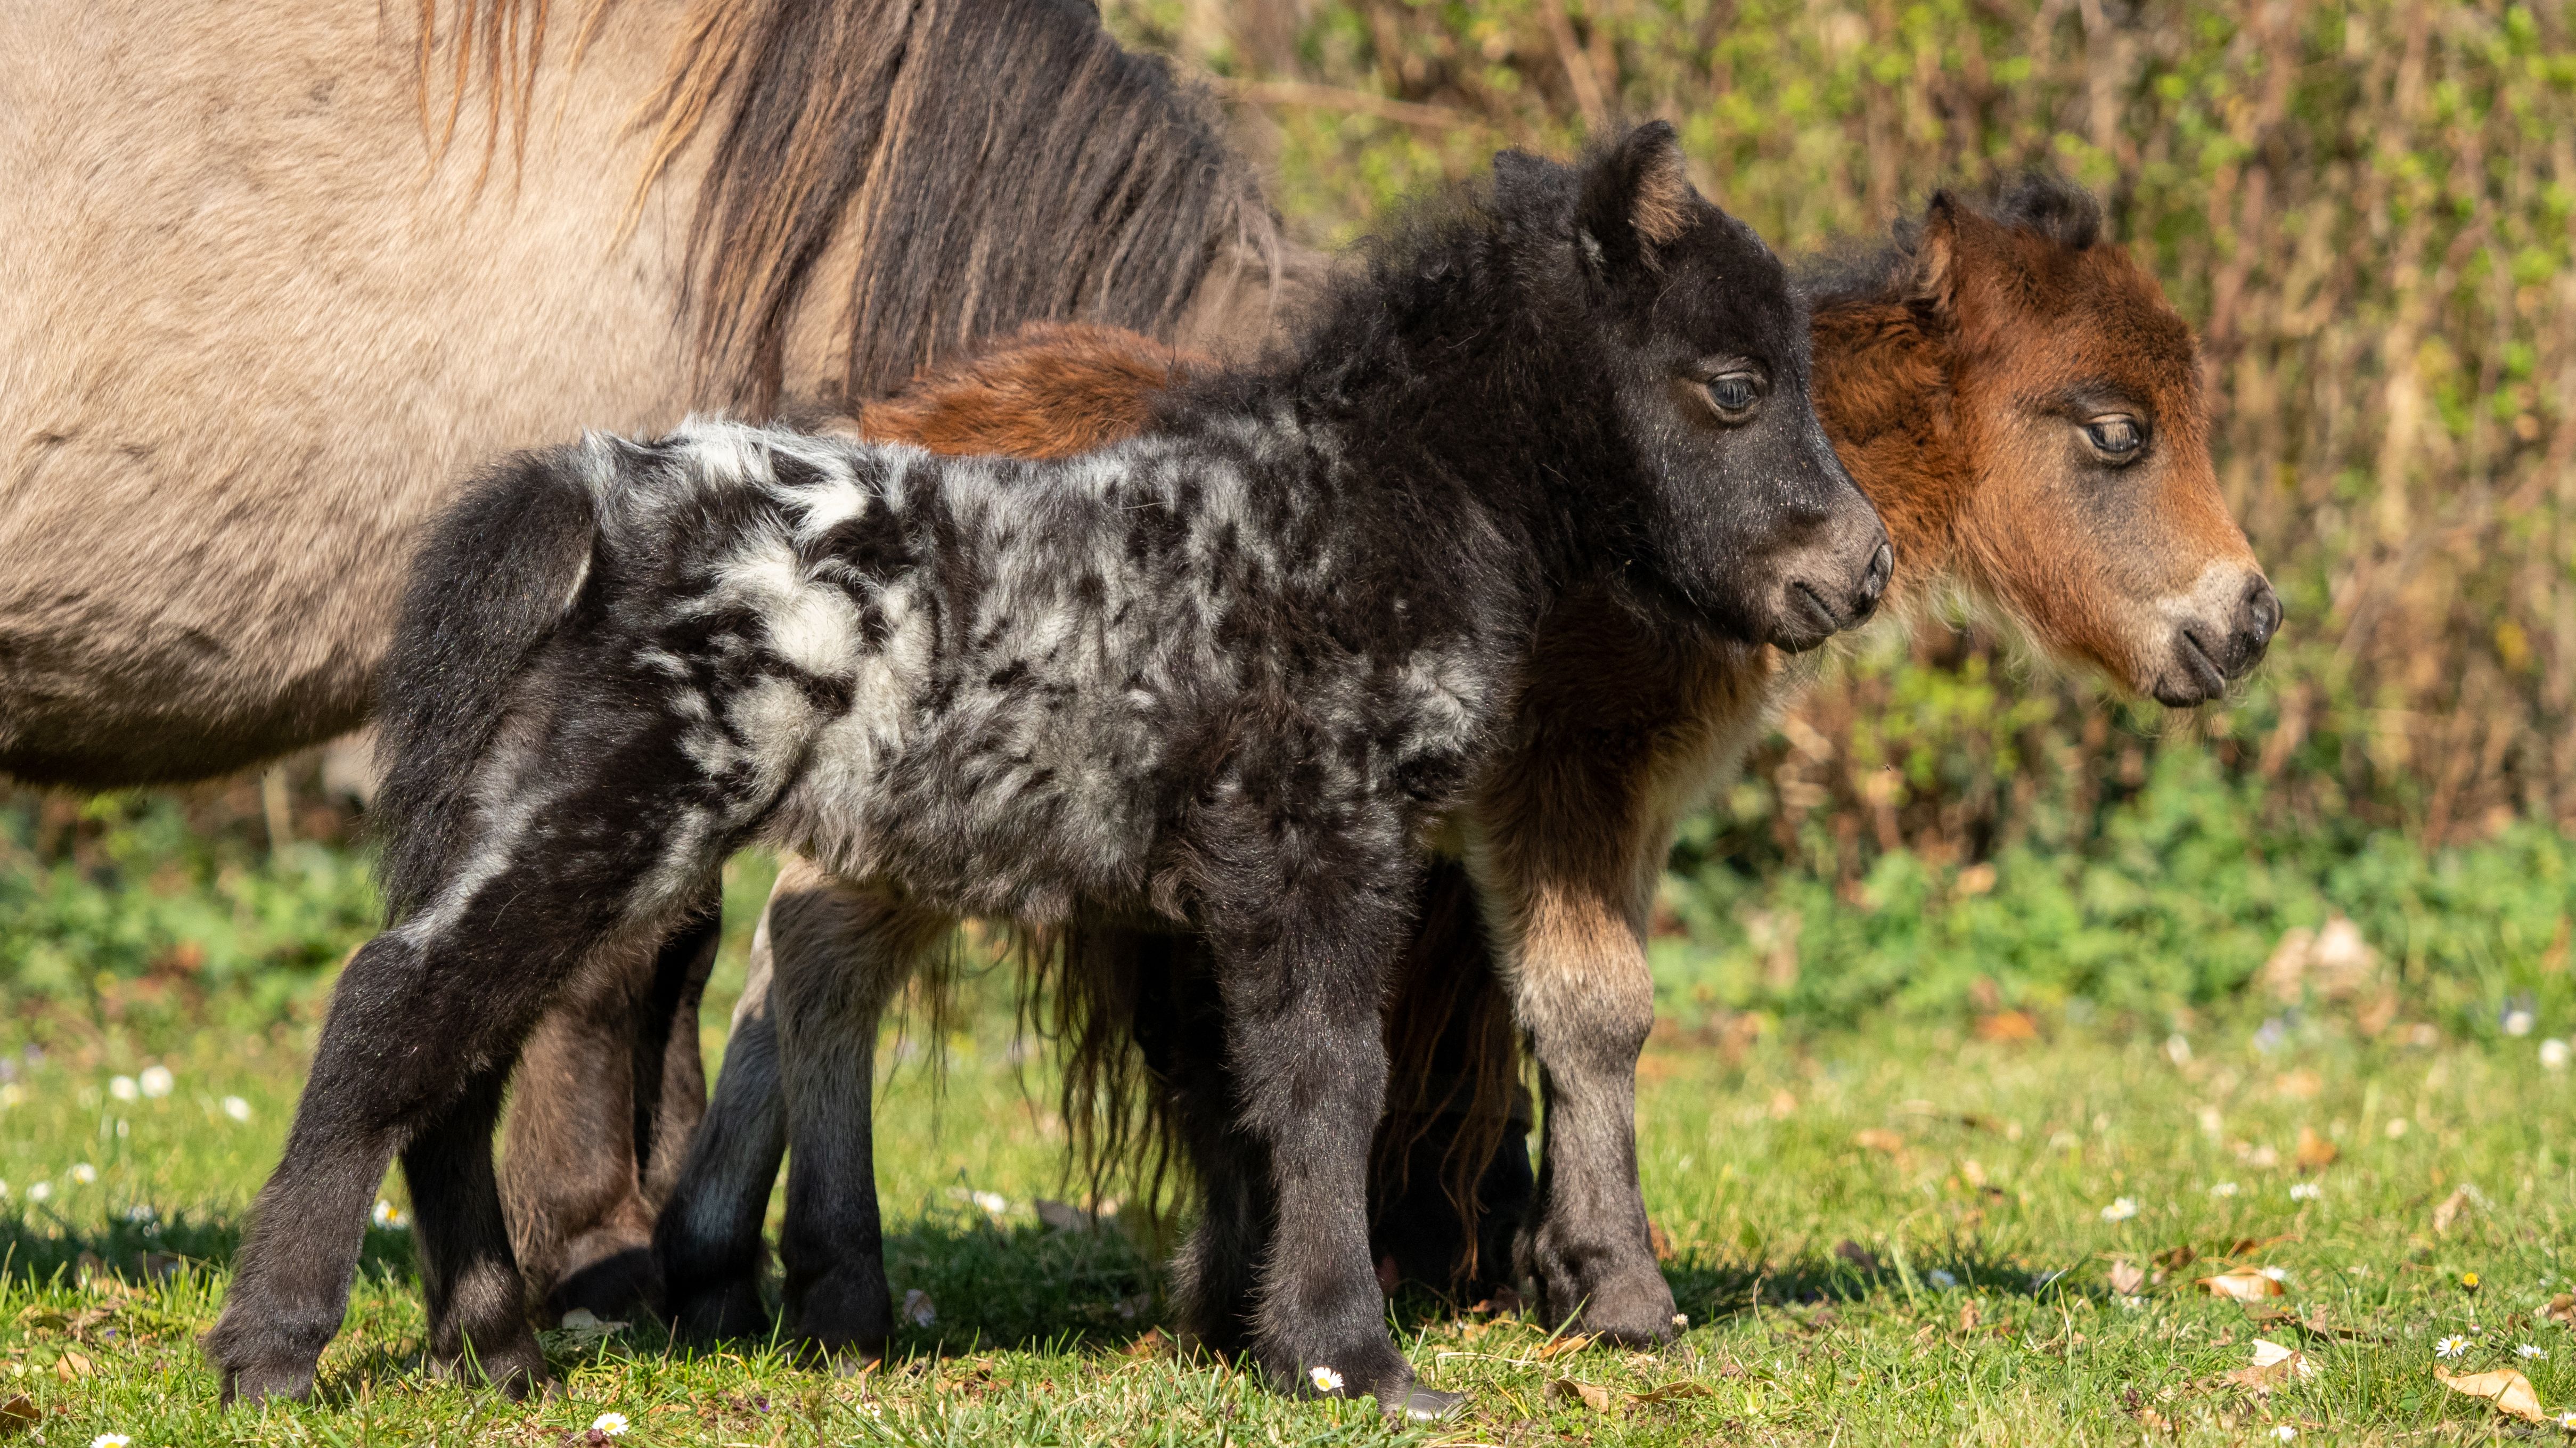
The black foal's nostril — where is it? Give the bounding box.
[1855,541,1893,613]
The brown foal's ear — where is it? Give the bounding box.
[1580,121,1698,271]
[1910,191,1965,316]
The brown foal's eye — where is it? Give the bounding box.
[1699,371,1763,424]
[2083,415,2144,462]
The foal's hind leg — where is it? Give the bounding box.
[500,900,718,1325]
[405,1061,547,1393]
[658,860,838,1341]
[770,881,950,1367]
[206,736,778,1401]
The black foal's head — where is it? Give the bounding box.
[1551,123,1891,650]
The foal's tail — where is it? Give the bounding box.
[372,445,603,921]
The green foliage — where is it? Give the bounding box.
[0,792,377,1032]
[1664,737,2576,1032]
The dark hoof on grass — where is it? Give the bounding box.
[668,1274,773,1344]
[544,1245,663,1327]
[1391,1385,1468,1422]
[427,1337,555,1400]
[215,1358,317,1407]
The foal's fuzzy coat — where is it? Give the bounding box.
[660,177,2285,1348]
[205,126,1887,1411]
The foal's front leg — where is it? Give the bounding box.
[1201,853,1460,1417]
[1468,771,1679,1345]
[768,879,950,1367]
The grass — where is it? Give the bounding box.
[4,923,2575,1446]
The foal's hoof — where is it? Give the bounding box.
[215,1358,316,1407]
[427,1337,555,1400]
[667,1276,773,1344]
[545,1245,663,1326]
[1390,1385,1468,1422]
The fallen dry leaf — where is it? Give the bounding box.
[1853,1128,1907,1156]
[2222,1337,2319,1393]
[2272,1069,2323,1100]
[2433,1183,2477,1235]
[2546,1292,2574,1327]
[1834,1239,1882,1273]
[1768,1089,1798,1119]
[2198,1270,2287,1303]
[1957,1300,1982,1333]
[2435,1367,2547,1425]
[901,1288,936,1328]
[1974,1010,2040,1042]
[2153,1244,2198,1270]
[1630,1381,1713,1405]
[1550,1378,1615,1413]
[1533,1332,1598,1363]
[1124,1326,1171,1359]
[0,1395,35,1439]
[1648,1220,1674,1263]
[2294,1126,2339,1171]
[53,1348,92,1381]
[2109,1260,2146,1295]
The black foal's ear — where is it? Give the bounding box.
[1579,121,1697,273]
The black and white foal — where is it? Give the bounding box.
[205,124,1887,1414]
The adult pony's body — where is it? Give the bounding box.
[0,0,1290,788]
[2,0,1297,1316]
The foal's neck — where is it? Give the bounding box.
[1806,298,1970,603]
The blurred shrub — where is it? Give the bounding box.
[0,778,376,1033]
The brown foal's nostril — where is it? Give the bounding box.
[2235,576,2281,667]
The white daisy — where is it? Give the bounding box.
[1926,1269,1959,1290]
[89,1436,132,1448]
[69,1163,97,1184]
[588,1411,629,1436]
[2288,1182,2321,1201]
[138,1066,173,1099]
[2210,1182,2239,1197]
[372,1199,410,1230]
[2435,1334,2471,1359]
[1308,1363,1345,1394]
[108,1076,138,1103]
[2100,1197,2140,1222]
[2518,1343,2546,1360]
[220,1095,252,1123]
[2271,1428,2296,1442]
[27,1182,51,1203]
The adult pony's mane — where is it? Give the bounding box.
[420,0,1283,412]
[1796,172,2105,309]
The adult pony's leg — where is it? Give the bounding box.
[500,898,718,1324]
[770,879,950,1366]
[657,862,836,1341]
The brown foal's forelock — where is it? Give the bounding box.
[712,179,2280,1300]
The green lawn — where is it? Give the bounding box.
[4,923,2575,1446]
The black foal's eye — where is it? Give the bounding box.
[1699,371,1764,424]
[2083,415,2145,463]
